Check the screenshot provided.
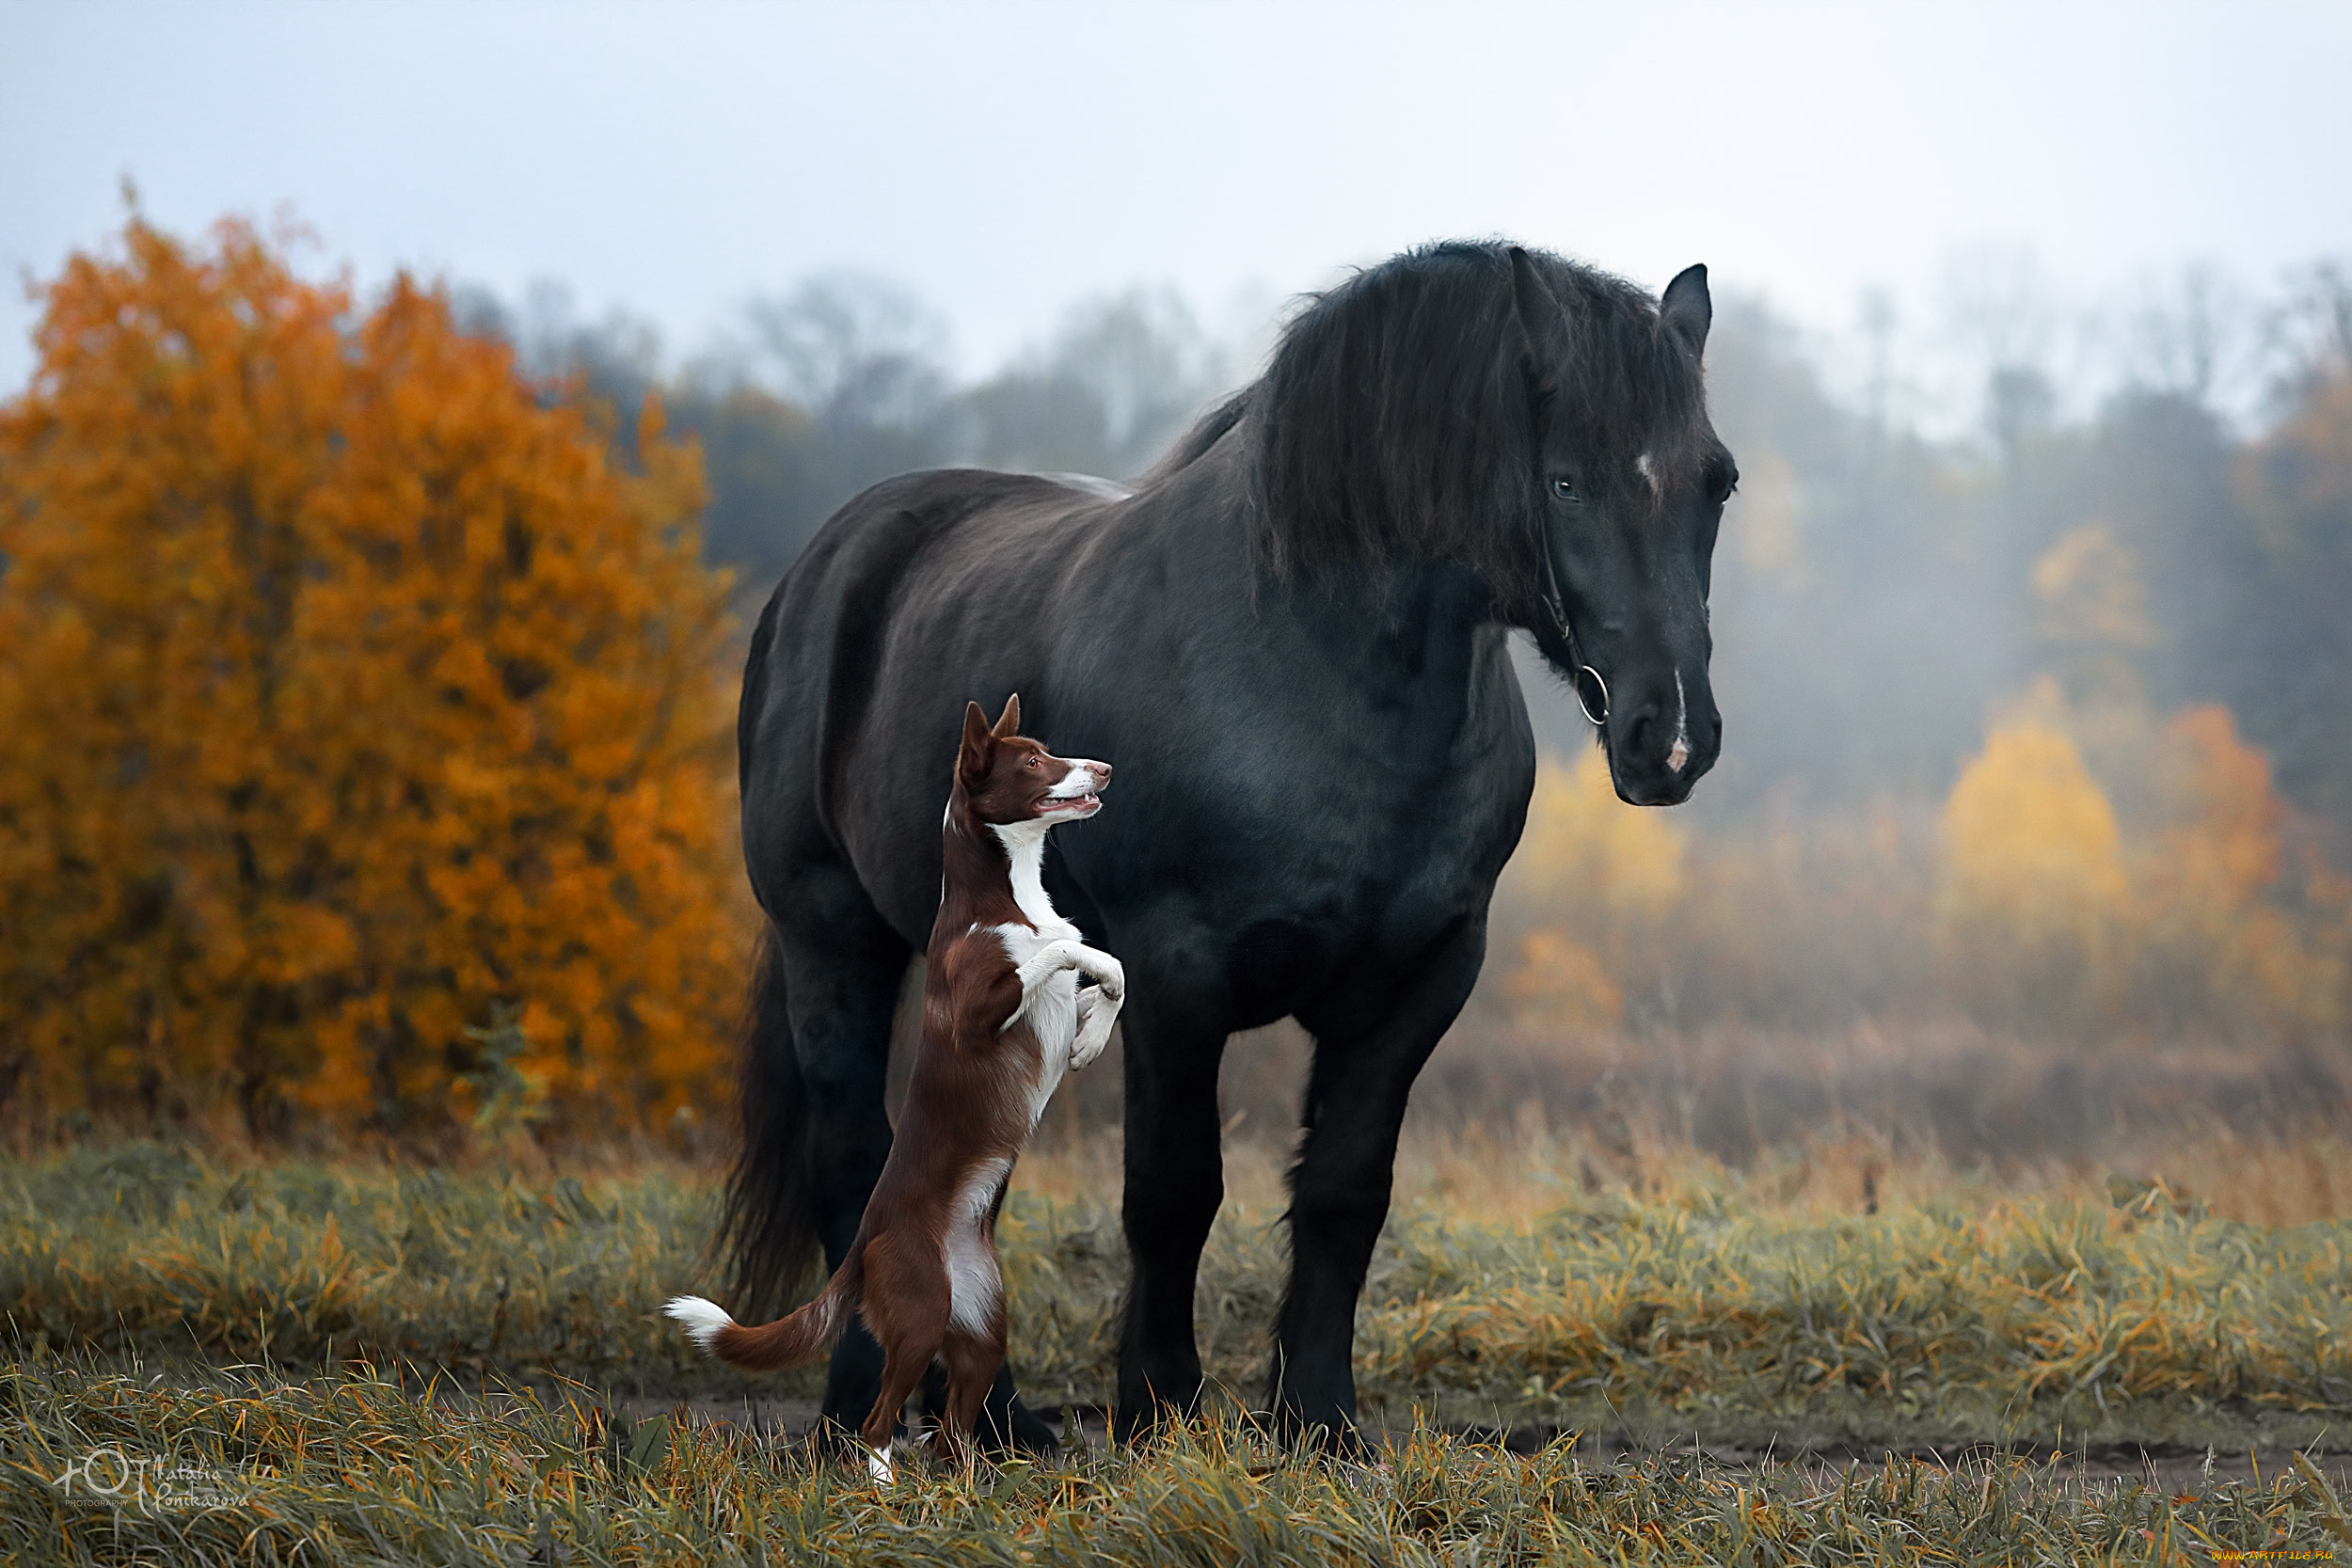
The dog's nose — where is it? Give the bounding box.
[1089,761,1111,784]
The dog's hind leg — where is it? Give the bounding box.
[937,1319,1009,1474]
[857,1234,950,1482]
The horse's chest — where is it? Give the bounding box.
[1179,672,1532,978]
[1287,745,1525,902]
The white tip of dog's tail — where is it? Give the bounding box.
[663,1295,735,1351]
[866,1441,895,1484]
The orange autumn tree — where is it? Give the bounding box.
[2133,705,2342,1038]
[1936,714,2130,1034]
[0,214,742,1140]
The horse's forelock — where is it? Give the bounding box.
[1537,256,1712,508]
[1252,241,1708,605]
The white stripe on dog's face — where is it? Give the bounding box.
[1045,758,1104,799]
[1038,756,1107,816]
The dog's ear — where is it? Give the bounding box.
[992,692,1022,740]
[958,700,996,786]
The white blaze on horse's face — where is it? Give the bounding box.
[1668,671,1691,776]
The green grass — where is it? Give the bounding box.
[7,1357,2350,1566]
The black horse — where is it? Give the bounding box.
[721,240,1735,1447]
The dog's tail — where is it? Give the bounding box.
[665,1253,862,1373]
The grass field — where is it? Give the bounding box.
[10,1356,2352,1567]
[5,1121,2352,1562]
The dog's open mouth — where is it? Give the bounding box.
[1042,792,1101,816]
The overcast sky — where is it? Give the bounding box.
[4,0,2349,404]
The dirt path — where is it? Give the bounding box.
[603,1389,2352,1494]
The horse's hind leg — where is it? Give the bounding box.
[1279,918,1488,1447]
[766,876,913,1446]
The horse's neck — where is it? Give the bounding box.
[1141,433,1495,669]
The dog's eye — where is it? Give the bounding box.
[1025,756,1038,768]
[1551,475,1581,502]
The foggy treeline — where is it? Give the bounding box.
[15,207,2351,1156]
[456,274,1241,601]
[468,255,2352,1062]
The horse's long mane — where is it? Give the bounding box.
[1237,240,1706,610]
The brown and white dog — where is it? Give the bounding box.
[665,694,1121,1478]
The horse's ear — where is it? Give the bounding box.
[992,692,1021,740]
[958,700,995,785]
[1508,245,1571,385]
[1661,264,1711,356]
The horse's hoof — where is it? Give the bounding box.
[1273,1409,1366,1458]
[981,1394,1062,1456]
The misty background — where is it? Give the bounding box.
[465,250,2352,828]
[8,0,2352,1157]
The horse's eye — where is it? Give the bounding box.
[1551,475,1581,502]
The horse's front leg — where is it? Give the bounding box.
[1279,917,1488,1447]
[1114,986,1228,1441]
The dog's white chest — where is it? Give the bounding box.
[993,922,1080,1127]
[986,817,1095,1129]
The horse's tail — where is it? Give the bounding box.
[711,924,821,1320]
[666,1250,863,1373]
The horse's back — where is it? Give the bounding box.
[738,468,1121,927]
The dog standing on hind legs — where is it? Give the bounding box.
[666,694,1121,1479]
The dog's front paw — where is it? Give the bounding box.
[1072,995,1103,1069]
[1069,992,1109,1069]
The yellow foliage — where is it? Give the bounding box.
[2030,522,2158,656]
[1506,748,1684,919]
[1495,748,1683,1034]
[2136,706,2340,1035]
[0,214,744,1139]
[1484,705,2341,1046]
[2029,522,2160,717]
[1937,719,2128,1030]
[1501,930,1621,1033]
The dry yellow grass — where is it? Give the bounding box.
[1015,1117,2352,1231]
[12,1358,2349,1567]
